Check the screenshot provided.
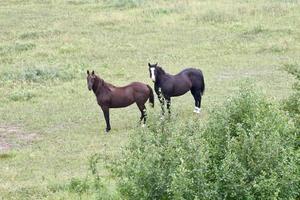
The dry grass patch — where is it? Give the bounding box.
[0,124,38,153]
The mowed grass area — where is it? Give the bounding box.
[0,0,299,199]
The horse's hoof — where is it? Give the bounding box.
[160,116,164,120]
[141,124,146,128]
[194,107,201,114]
[105,128,111,133]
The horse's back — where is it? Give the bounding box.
[178,68,205,92]
[109,82,150,107]
[120,82,151,99]
[127,82,149,91]
[179,68,203,76]
[113,82,145,91]
[128,82,152,104]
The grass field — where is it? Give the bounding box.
[0,0,299,199]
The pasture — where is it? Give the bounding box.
[0,0,299,199]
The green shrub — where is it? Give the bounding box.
[282,64,300,123]
[9,90,36,101]
[68,178,90,194]
[282,63,300,149]
[113,86,300,199]
[0,43,36,55]
[112,117,207,199]
[14,43,36,53]
[204,86,299,199]
[198,10,237,24]
[0,65,76,83]
[102,0,146,8]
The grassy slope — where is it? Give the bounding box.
[0,0,299,199]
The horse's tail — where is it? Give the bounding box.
[147,85,154,108]
[200,71,205,96]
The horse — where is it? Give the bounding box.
[148,63,205,115]
[87,70,154,133]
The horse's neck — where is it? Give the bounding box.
[156,72,171,85]
[93,78,111,96]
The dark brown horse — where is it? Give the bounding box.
[87,70,154,133]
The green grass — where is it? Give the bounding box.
[0,0,299,199]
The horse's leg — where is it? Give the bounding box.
[142,106,147,126]
[160,95,165,116]
[137,103,146,127]
[155,86,165,116]
[191,89,200,113]
[102,107,111,132]
[198,94,202,110]
[165,96,171,115]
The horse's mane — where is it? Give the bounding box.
[105,82,115,89]
[156,66,166,75]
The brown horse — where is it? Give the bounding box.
[87,70,154,133]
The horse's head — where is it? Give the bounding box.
[87,70,96,91]
[148,62,158,82]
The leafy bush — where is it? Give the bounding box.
[113,86,300,199]
[282,64,300,126]
[112,118,205,199]
[202,86,299,199]
[282,63,300,148]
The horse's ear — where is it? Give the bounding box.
[87,70,90,75]
[92,70,95,75]
[155,62,158,66]
[148,63,151,67]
